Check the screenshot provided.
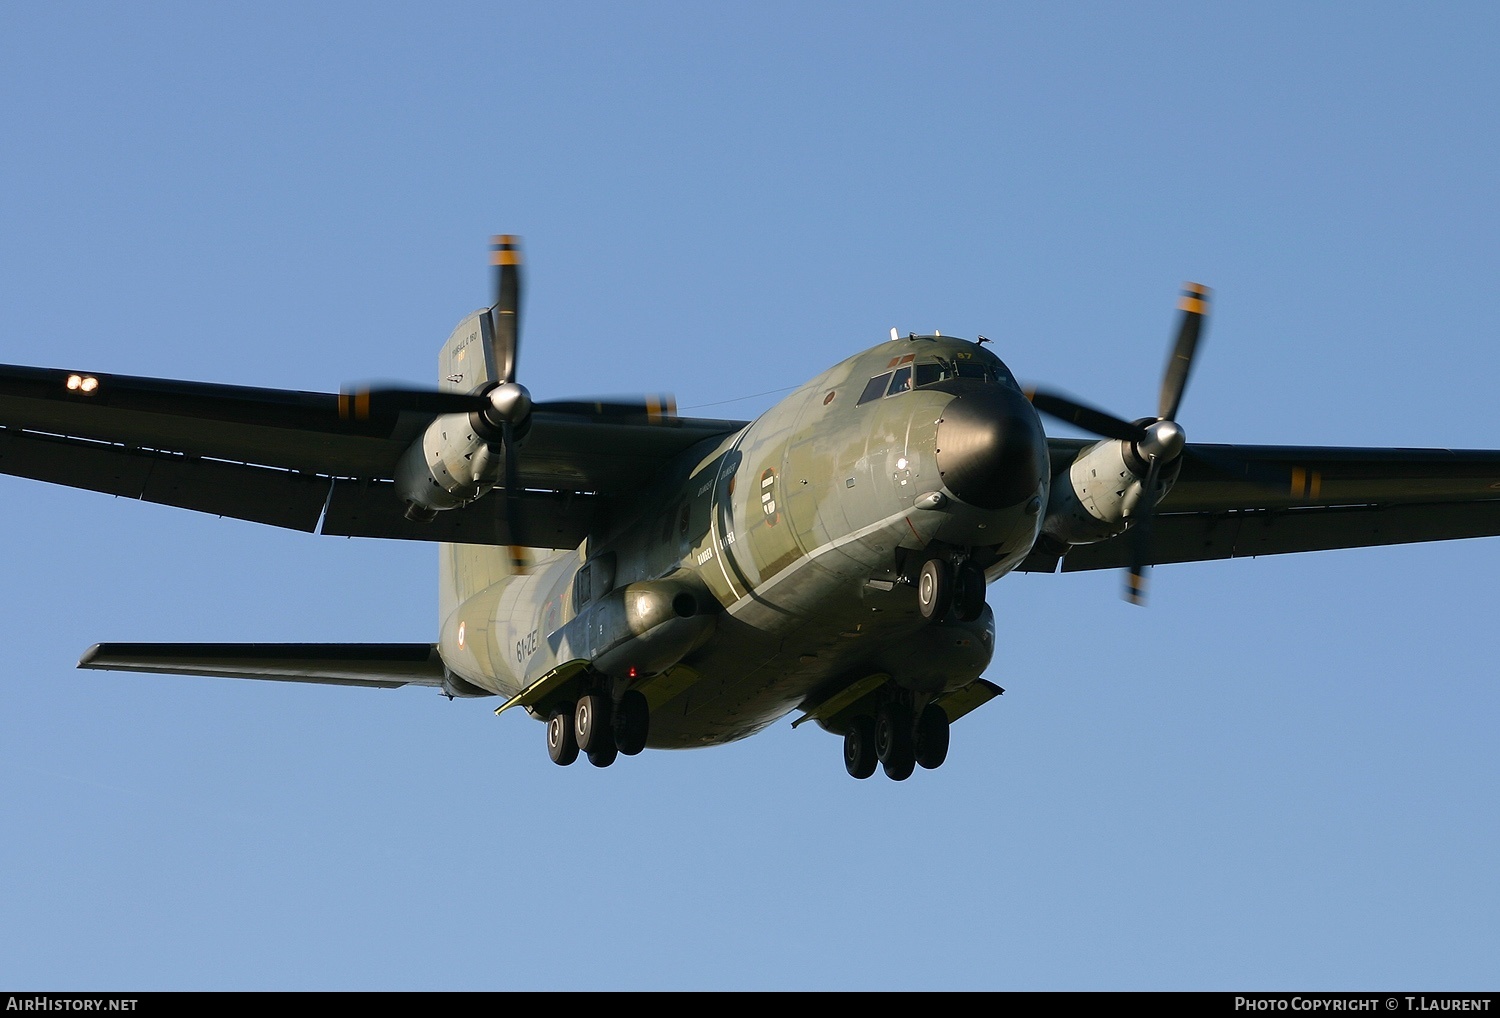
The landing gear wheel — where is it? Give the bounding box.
[587,739,619,768]
[917,559,954,621]
[875,702,916,781]
[915,703,950,770]
[953,562,987,622]
[546,706,579,766]
[575,692,614,756]
[843,717,877,779]
[614,689,650,756]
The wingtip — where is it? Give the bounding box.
[77,643,103,668]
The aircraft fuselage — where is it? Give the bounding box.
[436,335,1050,748]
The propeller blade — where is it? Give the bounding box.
[1025,388,1146,443]
[337,386,684,425]
[1123,454,1165,606]
[489,234,522,385]
[338,385,490,420]
[1158,282,1210,422]
[535,394,678,421]
[501,420,528,573]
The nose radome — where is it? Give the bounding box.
[935,387,1048,509]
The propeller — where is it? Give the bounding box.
[339,236,677,561]
[1027,283,1210,605]
[486,235,530,568]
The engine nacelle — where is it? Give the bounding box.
[585,579,716,680]
[1041,438,1178,546]
[394,413,502,517]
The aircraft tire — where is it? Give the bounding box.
[917,559,954,620]
[843,718,877,779]
[587,739,619,768]
[953,562,987,622]
[575,692,613,755]
[915,703,950,769]
[875,702,915,780]
[614,689,650,756]
[547,707,580,766]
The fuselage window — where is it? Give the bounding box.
[886,365,913,396]
[857,372,893,405]
[574,564,592,609]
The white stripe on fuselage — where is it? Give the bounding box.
[724,506,917,618]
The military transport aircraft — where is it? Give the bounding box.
[4,236,1499,780]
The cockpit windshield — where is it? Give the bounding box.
[855,349,1017,406]
[915,355,1016,388]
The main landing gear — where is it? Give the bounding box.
[546,688,650,768]
[843,700,951,781]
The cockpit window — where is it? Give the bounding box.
[857,372,893,405]
[952,358,1019,387]
[913,362,946,387]
[908,356,1010,387]
[858,350,1018,407]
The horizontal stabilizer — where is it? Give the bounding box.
[78,642,446,689]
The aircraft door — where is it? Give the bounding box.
[782,434,827,555]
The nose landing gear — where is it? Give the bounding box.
[916,559,953,620]
[914,555,987,623]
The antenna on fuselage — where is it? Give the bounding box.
[890,328,899,341]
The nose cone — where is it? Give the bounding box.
[936,386,1048,509]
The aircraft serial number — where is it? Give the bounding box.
[515,629,539,663]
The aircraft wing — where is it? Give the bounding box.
[0,364,745,548]
[1020,440,1500,571]
[78,642,447,689]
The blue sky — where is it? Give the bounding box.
[2,2,1498,990]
